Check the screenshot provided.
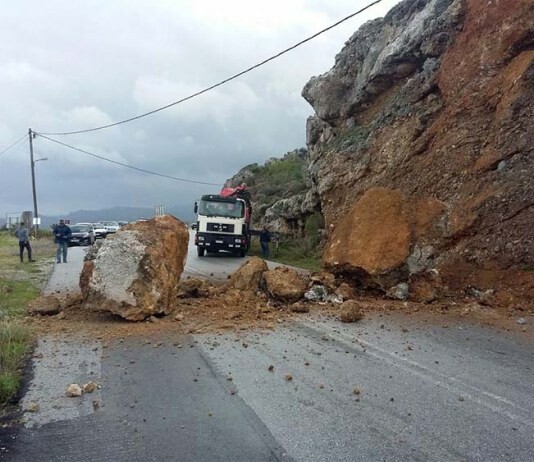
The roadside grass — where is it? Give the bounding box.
[0,322,31,404]
[0,280,40,318]
[248,237,322,272]
[0,231,55,408]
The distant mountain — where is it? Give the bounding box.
[38,204,195,228]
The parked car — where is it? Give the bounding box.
[68,224,95,246]
[102,221,120,234]
[74,223,95,232]
[91,222,108,238]
[117,221,129,227]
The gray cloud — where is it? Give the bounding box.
[0,0,400,218]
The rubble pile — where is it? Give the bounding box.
[173,258,365,332]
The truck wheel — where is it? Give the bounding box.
[239,249,246,258]
[197,247,205,257]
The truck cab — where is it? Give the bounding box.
[194,187,251,257]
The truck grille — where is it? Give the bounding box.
[207,223,235,233]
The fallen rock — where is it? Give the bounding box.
[262,266,308,303]
[178,277,212,298]
[65,383,83,397]
[324,189,446,290]
[224,257,268,291]
[83,381,98,393]
[339,300,364,323]
[302,284,343,304]
[466,287,495,306]
[304,285,327,302]
[27,295,62,316]
[84,242,101,261]
[325,293,343,304]
[386,282,409,301]
[25,402,40,413]
[310,271,336,289]
[409,271,441,303]
[80,215,189,321]
[335,282,354,300]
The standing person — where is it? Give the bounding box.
[259,226,271,259]
[53,219,72,263]
[14,222,34,263]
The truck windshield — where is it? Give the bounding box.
[199,200,244,218]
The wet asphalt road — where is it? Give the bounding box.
[182,230,302,282]
[1,236,533,461]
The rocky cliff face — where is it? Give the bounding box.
[302,0,533,301]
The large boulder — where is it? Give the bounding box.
[224,257,268,291]
[80,215,189,321]
[323,188,445,289]
[262,266,309,303]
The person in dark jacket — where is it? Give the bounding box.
[53,219,72,263]
[14,222,34,262]
[259,226,271,259]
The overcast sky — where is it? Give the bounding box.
[0,0,401,218]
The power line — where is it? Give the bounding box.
[38,0,384,136]
[0,134,27,157]
[37,133,222,186]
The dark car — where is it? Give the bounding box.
[68,224,95,246]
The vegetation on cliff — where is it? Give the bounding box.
[227,148,309,225]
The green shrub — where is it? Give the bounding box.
[244,151,308,225]
[248,233,322,271]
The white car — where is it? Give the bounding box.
[102,221,120,234]
[90,222,108,239]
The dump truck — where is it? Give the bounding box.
[193,184,252,257]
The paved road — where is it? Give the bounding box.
[1,236,533,461]
[183,230,248,283]
[183,230,304,283]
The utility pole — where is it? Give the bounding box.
[28,128,39,233]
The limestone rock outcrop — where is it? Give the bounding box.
[80,215,189,321]
[302,0,533,299]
